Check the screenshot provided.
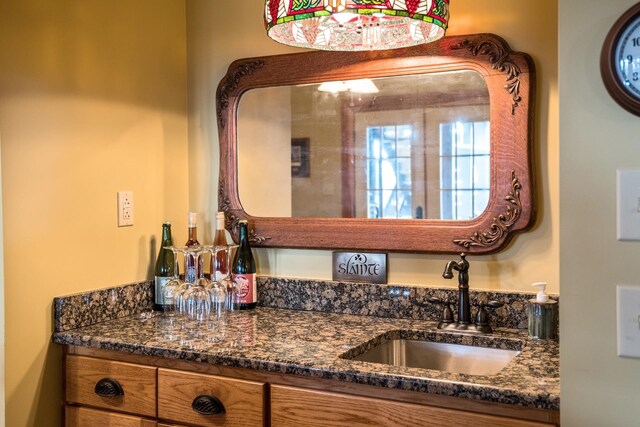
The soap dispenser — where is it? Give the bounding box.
[527,282,558,339]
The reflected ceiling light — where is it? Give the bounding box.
[265,0,449,51]
[318,79,379,94]
[348,79,379,93]
[317,81,350,93]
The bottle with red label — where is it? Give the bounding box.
[210,211,229,281]
[232,220,256,310]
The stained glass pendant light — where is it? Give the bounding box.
[265,0,449,51]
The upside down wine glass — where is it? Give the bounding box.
[212,244,239,312]
[180,245,214,321]
[161,245,187,316]
[181,281,212,321]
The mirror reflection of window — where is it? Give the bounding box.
[238,70,491,220]
[366,125,413,219]
[439,121,490,220]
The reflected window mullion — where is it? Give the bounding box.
[439,120,490,220]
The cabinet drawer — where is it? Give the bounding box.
[65,405,157,427]
[66,355,157,417]
[271,385,554,427]
[158,368,265,427]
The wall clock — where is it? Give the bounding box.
[601,2,640,116]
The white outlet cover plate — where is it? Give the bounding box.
[117,191,134,227]
[617,285,640,358]
[617,170,640,241]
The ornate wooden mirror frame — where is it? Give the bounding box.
[217,33,535,254]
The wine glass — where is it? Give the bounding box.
[184,245,212,287]
[208,281,227,320]
[226,280,241,312]
[204,245,232,321]
[212,244,239,311]
[162,246,187,316]
[181,282,211,322]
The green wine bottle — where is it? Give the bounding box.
[184,212,201,283]
[232,220,257,310]
[154,222,175,311]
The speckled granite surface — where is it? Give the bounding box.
[52,307,559,410]
[258,277,557,330]
[52,277,560,410]
[54,277,558,333]
[53,281,153,332]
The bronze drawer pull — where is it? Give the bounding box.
[94,378,124,398]
[191,394,226,415]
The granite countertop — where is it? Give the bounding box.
[52,306,559,410]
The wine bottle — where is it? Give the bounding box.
[154,222,174,311]
[232,220,257,310]
[184,212,201,283]
[211,211,229,281]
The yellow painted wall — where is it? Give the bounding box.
[186,0,559,292]
[238,87,292,217]
[0,1,189,425]
[560,1,640,425]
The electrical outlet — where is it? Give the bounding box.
[117,191,134,227]
[617,170,640,240]
[617,285,640,358]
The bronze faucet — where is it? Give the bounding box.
[430,253,503,334]
[443,253,471,327]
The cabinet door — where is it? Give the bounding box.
[65,406,156,427]
[66,355,157,418]
[158,368,265,427]
[270,385,554,427]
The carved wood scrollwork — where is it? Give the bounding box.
[453,171,522,249]
[216,60,266,128]
[451,38,522,114]
[218,179,272,244]
[247,229,272,244]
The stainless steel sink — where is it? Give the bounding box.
[347,339,520,376]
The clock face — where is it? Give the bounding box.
[601,3,640,116]
[614,14,640,100]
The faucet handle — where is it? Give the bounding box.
[427,297,455,326]
[474,300,504,334]
[485,300,504,309]
[427,296,455,307]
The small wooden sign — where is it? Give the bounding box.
[332,252,388,284]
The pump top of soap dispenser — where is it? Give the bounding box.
[528,281,558,339]
[532,282,550,303]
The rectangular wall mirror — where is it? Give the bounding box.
[217,34,535,253]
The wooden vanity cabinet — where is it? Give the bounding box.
[270,385,554,427]
[157,368,265,426]
[65,355,157,418]
[63,347,558,427]
[64,352,265,427]
[65,406,158,427]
